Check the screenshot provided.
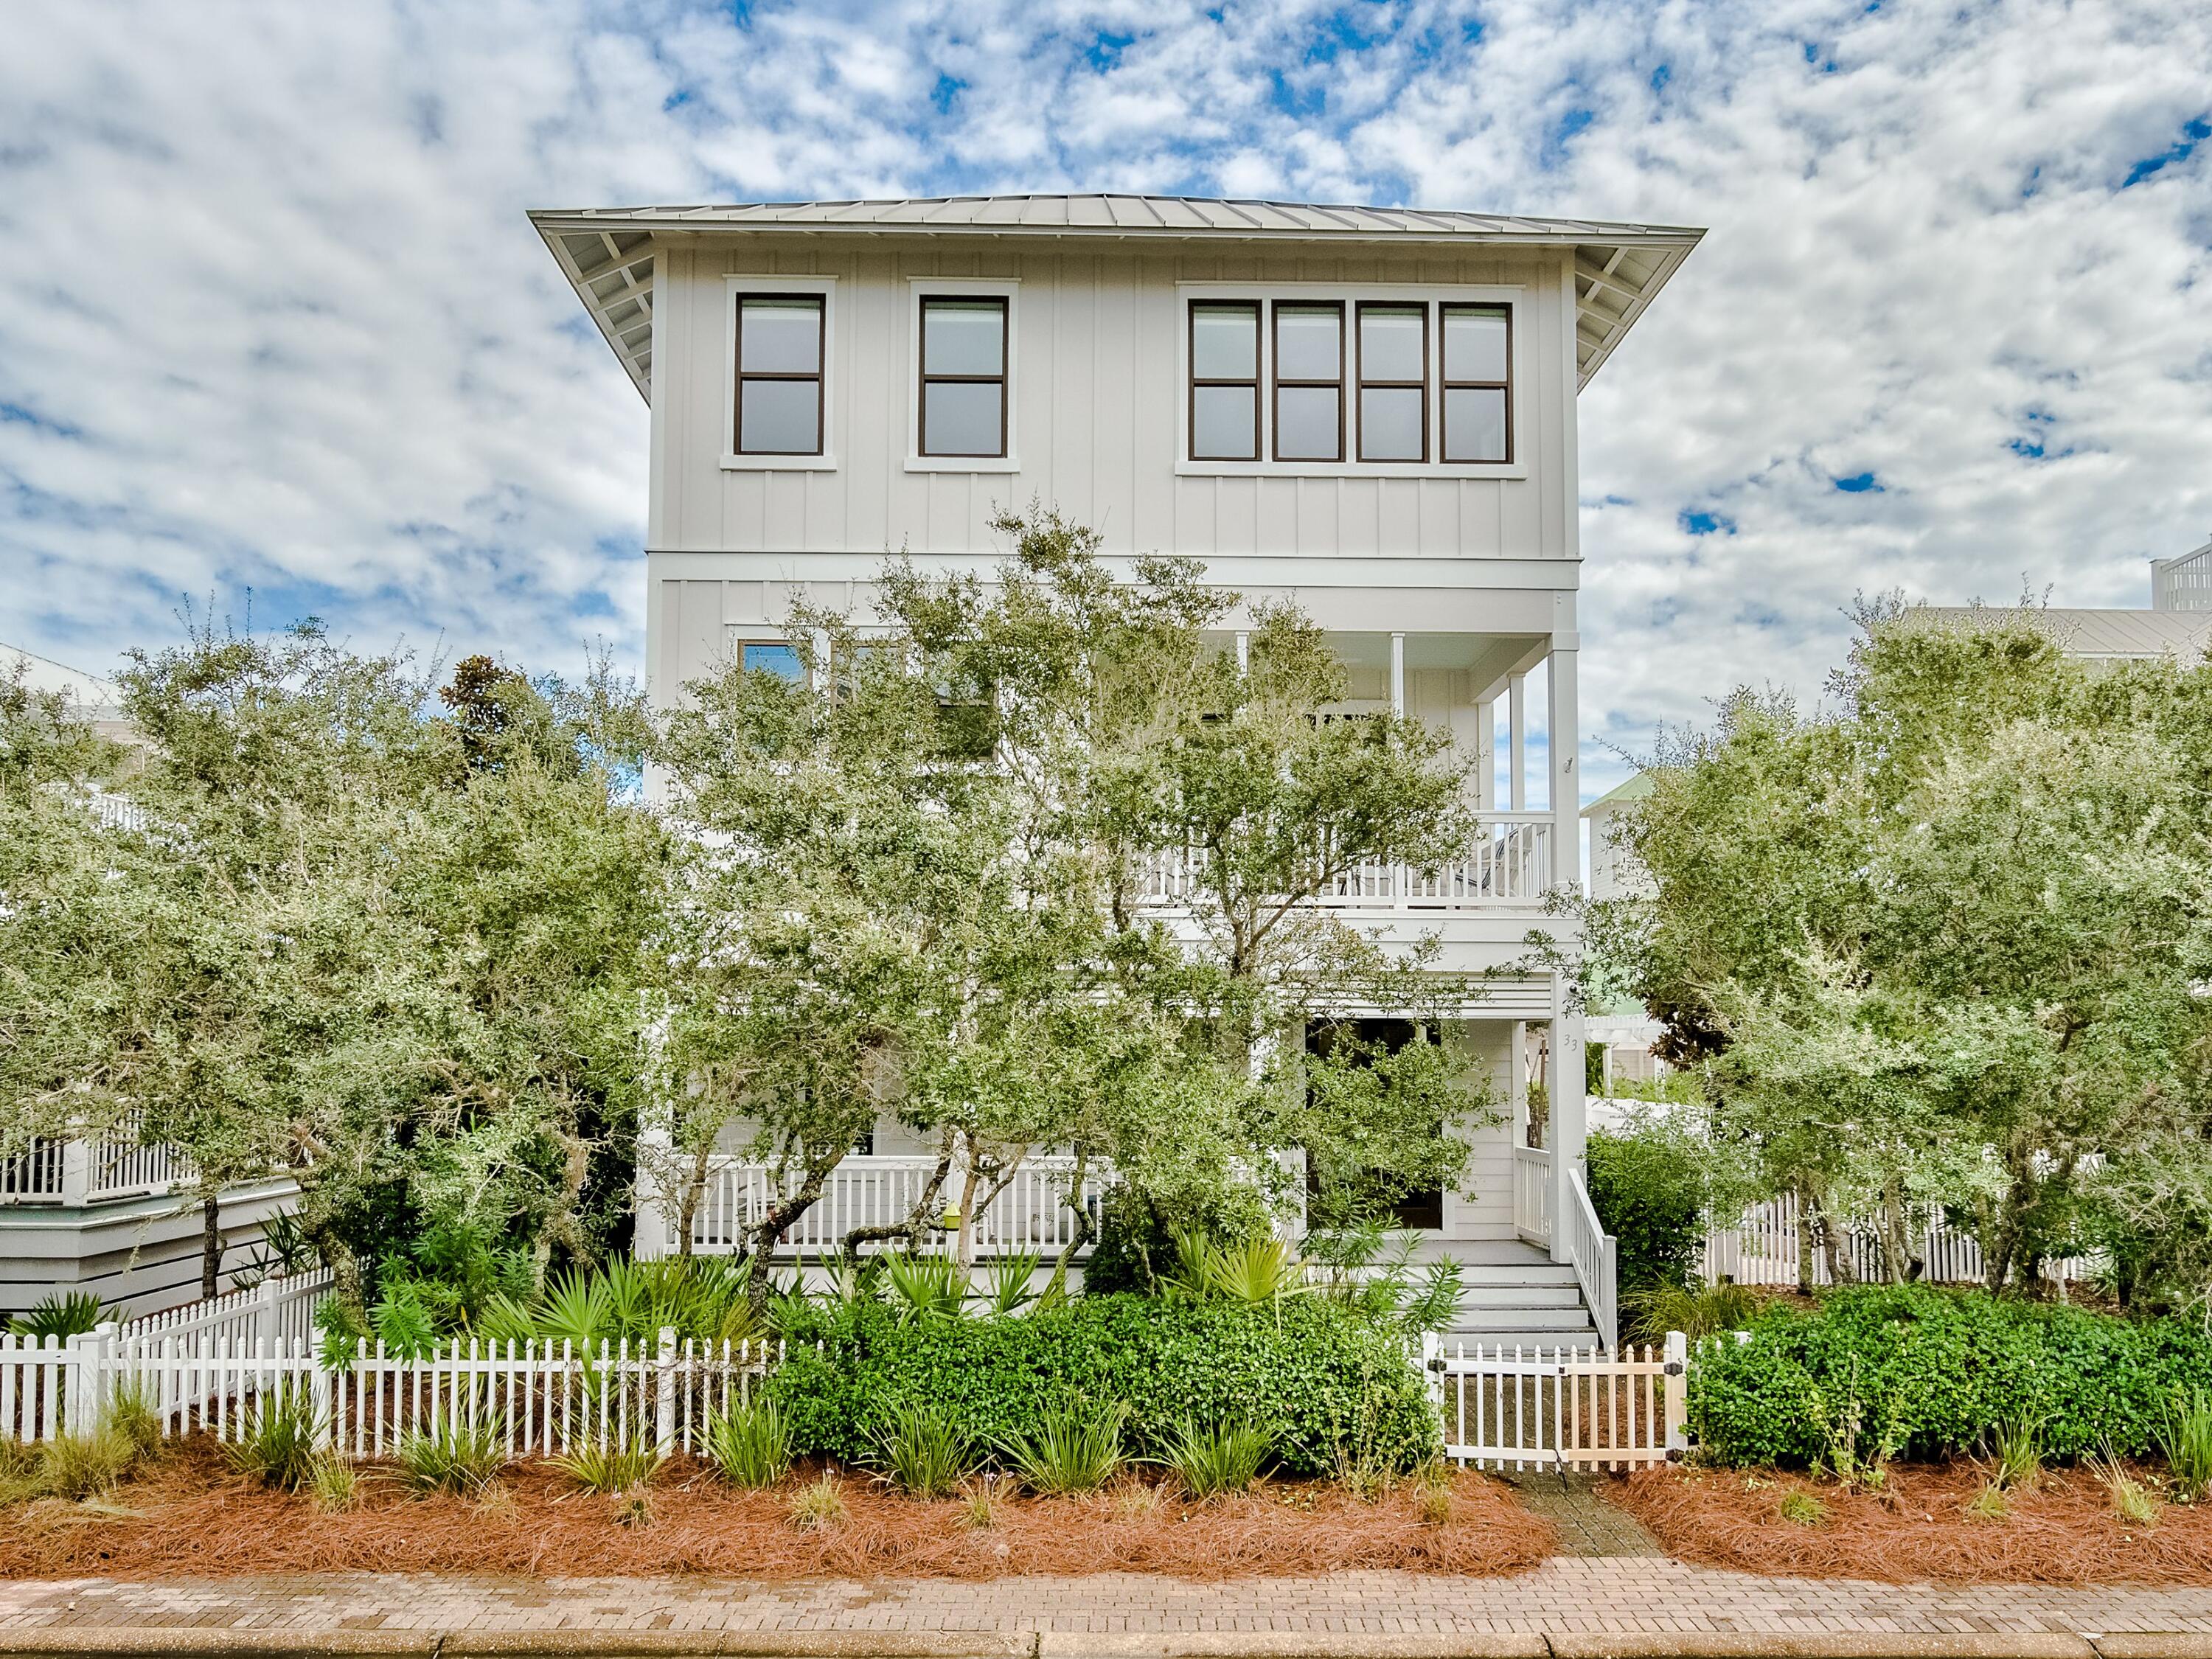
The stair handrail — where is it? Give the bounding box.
[1564,1161,1619,1354]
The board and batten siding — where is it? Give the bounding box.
[648,238,1578,567]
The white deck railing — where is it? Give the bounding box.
[684,1154,1104,1258]
[1,1119,196,1208]
[2154,545,2212,613]
[1135,812,1557,911]
[1704,1193,2093,1290]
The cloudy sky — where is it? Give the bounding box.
[3,0,2208,798]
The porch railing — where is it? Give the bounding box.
[1,1121,195,1208]
[1512,1145,1551,1244]
[1135,811,1557,911]
[1704,1192,2095,1290]
[682,1155,1105,1259]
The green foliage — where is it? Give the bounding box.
[1585,1118,1709,1294]
[7,1292,111,1342]
[1302,1222,1466,1335]
[788,1472,846,1531]
[1778,1489,1826,1526]
[2156,1391,2212,1500]
[871,1400,975,1497]
[549,1439,665,1495]
[397,1416,506,1497]
[1624,1281,1765,1346]
[998,1397,1128,1495]
[224,1384,324,1493]
[309,1453,361,1513]
[703,1397,793,1490]
[1988,1410,2042,1491]
[882,1253,967,1324]
[767,1293,1434,1479]
[36,1427,139,1503]
[1158,1416,1273,1498]
[1690,1284,2212,1467]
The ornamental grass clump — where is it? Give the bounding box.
[397,1416,504,1498]
[704,1397,793,1489]
[1777,1489,1825,1527]
[872,1401,973,1498]
[36,1427,137,1503]
[224,1383,323,1494]
[309,1453,362,1514]
[788,1472,846,1531]
[2157,1391,2212,1501]
[550,1439,664,1496]
[1159,1416,1272,1498]
[999,1399,1128,1495]
[1988,1411,2042,1492]
[2090,1447,2159,1528]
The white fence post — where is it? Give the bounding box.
[653,1326,678,1455]
[67,1319,116,1430]
[253,1276,279,1352]
[1663,1329,1688,1462]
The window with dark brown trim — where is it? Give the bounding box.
[1441,304,1512,464]
[734,295,824,455]
[918,296,1009,458]
[1188,301,1259,461]
[1271,301,1343,462]
[1356,302,1427,463]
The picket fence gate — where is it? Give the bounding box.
[1424,1332,1687,1471]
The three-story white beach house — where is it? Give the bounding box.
[535,195,1701,1349]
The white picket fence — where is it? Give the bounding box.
[1705,1194,2093,1289]
[1425,1332,1687,1470]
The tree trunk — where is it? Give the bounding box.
[1795,1181,1816,1296]
[742,1153,841,1312]
[843,1129,954,1259]
[674,1133,715,1261]
[201,1189,223,1301]
[1044,1144,1096,1297]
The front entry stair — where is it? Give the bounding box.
[1441,1238,1604,1352]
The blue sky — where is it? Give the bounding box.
[3,0,2209,801]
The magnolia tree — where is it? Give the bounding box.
[654,509,1495,1296]
[1590,603,2212,1305]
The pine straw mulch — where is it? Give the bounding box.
[0,1438,1554,1581]
[1609,1461,2212,1585]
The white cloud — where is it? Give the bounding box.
[2,0,2208,799]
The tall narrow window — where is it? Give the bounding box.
[1272,302,1343,462]
[1357,302,1427,462]
[918,296,1008,457]
[1189,301,1259,461]
[734,296,824,454]
[1441,305,1511,463]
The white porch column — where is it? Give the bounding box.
[1236,630,1250,674]
[1546,643,1579,891]
[1507,674,1527,812]
[1389,632,1405,716]
[1475,699,1496,811]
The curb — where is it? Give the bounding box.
[4,1631,2211,1659]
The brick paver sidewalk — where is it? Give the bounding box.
[4,1567,2212,1655]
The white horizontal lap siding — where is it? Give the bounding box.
[652,237,1573,567]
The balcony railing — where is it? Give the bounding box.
[2154,545,2212,613]
[680,1155,1105,1258]
[1136,811,1557,911]
[1,1121,193,1208]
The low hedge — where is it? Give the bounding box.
[765,1293,1438,1478]
[1690,1284,2212,1466]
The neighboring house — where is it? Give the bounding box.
[1579,772,1670,1125]
[0,642,293,1320]
[1914,535,2212,662]
[535,193,1703,1348]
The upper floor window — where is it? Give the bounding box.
[1357,303,1427,463]
[734,296,824,456]
[1182,289,1517,473]
[1189,302,1259,461]
[737,640,805,681]
[918,296,1009,458]
[1441,305,1511,464]
[1273,302,1343,462]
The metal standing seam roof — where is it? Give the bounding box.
[529,193,1705,403]
[1910,607,2212,661]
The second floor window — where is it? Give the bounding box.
[919,296,1008,457]
[1357,303,1427,462]
[734,296,824,455]
[1273,302,1343,462]
[1189,302,1259,461]
[1441,305,1511,463]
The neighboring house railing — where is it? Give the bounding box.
[678,1154,1105,1259]
[1135,811,1557,911]
[2154,546,2212,613]
[1704,1192,2094,1290]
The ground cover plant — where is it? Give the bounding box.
[0,1436,1553,1581]
[1688,1284,2212,1467]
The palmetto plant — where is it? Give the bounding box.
[981,1250,1040,1317]
[883,1252,967,1323]
[7,1290,111,1342]
[999,1398,1129,1495]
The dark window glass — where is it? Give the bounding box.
[1189,302,1259,460]
[1357,303,1427,463]
[919,297,1009,457]
[734,296,824,455]
[1272,303,1343,462]
[1441,305,1511,463]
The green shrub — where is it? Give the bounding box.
[766,1293,1435,1479]
[550,1439,664,1495]
[1690,1284,2212,1467]
[703,1397,793,1489]
[1585,1120,1707,1294]
[397,1416,505,1496]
